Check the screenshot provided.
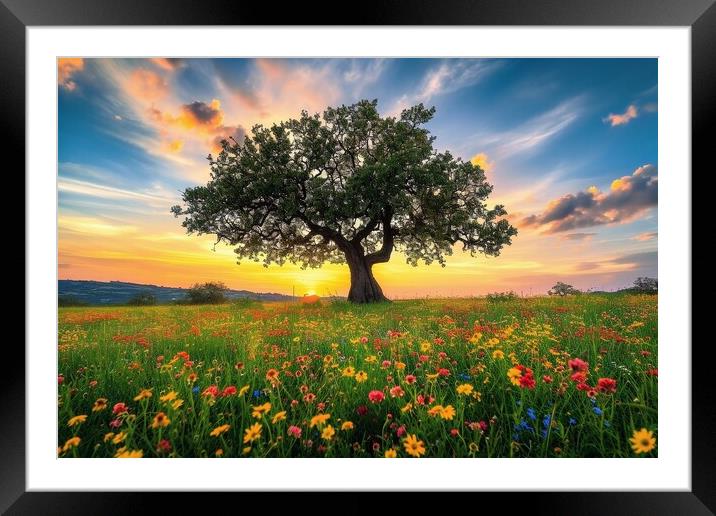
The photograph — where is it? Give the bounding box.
[56,57,660,459]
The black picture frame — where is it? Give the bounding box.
[5,0,711,513]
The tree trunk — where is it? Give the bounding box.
[347,256,388,303]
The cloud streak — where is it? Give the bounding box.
[604,104,638,126]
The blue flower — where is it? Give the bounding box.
[252,389,262,399]
[191,386,199,395]
[540,429,548,439]
[542,415,552,428]
[459,373,471,381]
[568,417,577,426]
[593,406,603,416]
[526,408,537,421]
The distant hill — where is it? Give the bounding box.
[58,279,294,305]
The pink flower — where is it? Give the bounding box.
[287,426,302,438]
[112,402,128,415]
[438,368,450,377]
[58,374,64,385]
[434,338,445,345]
[381,360,392,368]
[359,336,369,344]
[368,390,385,403]
[419,355,430,362]
[109,418,122,429]
[479,420,488,433]
[389,386,405,398]
[405,375,417,384]
[396,425,406,438]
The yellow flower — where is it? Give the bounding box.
[341,421,354,431]
[492,349,505,360]
[456,383,474,395]
[440,405,456,420]
[487,337,500,347]
[395,361,406,370]
[160,391,178,403]
[401,402,413,413]
[151,411,171,429]
[210,424,231,437]
[469,442,479,453]
[171,399,184,410]
[215,448,224,457]
[321,425,336,440]
[355,371,368,383]
[61,436,81,452]
[251,402,272,419]
[243,422,262,444]
[115,448,143,458]
[420,341,432,353]
[365,355,377,363]
[630,428,656,454]
[238,385,250,396]
[469,332,483,344]
[342,366,355,377]
[92,398,108,412]
[384,448,397,458]
[310,413,331,428]
[67,415,87,427]
[103,432,115,442]
[427,405,443,417]
[242,446,252,455]
[403,434,426,457]
[507,367,522,386]
[272,411,287,424]
[133,388,152,401]
[426,373,439,380]
[473,391,482,402]
[112,432,126,444]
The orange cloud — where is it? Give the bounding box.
[126,68,168,102]
[150,58,181,71]
[604,104,638,127]
[470,152,494,173]
[58,58,85,91]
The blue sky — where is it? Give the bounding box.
[58,58,657,296]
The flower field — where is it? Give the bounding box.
[57,295,657,458]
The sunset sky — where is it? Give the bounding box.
[58,58,657,298]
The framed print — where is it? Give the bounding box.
[6,0,712,512]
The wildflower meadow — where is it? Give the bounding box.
[57,294,657,458]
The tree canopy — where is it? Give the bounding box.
[172,99,517,303]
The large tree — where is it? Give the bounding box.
[172,100,517,303]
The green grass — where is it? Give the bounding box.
[57,294,657,458]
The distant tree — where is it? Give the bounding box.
[172,99,517,304]
[185,282,228,304]
[632,277,658,294]
[548,282,581,297]
[127,291,157,306]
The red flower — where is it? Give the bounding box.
[576,382,591,391]
[542,375,553,383]
[479,420,488,433]
[356,405,368,416]
[434,338,445,345]
[450,428,459,437]
[202,385,219,397]
[570,371,588,383]
[112,402,128,415]
[519,374,536,389]
[58,374,64,385]
[646,368,658,377]
[437,368,450,377]
[221,385,237,397]
[405,375,417,384]
[156,439,172,454]
[568,358,589,372]
[596,377,617,394]
[368,390,385,403]
[396,425,406,437]
[419,355,430,363]
[381,360,392,368]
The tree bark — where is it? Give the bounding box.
[347,255,388,303]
